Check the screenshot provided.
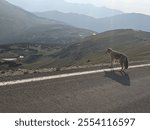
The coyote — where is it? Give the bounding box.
[106,48,128,71]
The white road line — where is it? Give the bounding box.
[0,64,150,86]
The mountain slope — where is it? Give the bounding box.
[1,29,150,69]
[35,11,150,33]
[51,29,150,67]
[35,10,96,29]
[0,0,94,44]
[7,0,123,18]
[95,13,150,32]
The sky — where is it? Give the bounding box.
[6,0,150,15]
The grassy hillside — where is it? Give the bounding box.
[0,43,65,69]
[52,29,150,67]
[1,29,150,70]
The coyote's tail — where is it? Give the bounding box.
[124,57,128,69]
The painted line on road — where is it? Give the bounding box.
[0,63,150,86]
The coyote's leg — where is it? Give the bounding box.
[120,59,124,71]
[109,57,114,68]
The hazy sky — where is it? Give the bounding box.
[6,0,150,15]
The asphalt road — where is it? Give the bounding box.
[0,66,150,113]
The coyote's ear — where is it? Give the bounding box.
[108,48,112,52]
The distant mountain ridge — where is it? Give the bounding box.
[6,0,123,18]
[95,13,150,32]
[0,0,94,44]
[35,11,150,32]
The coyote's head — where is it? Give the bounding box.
[106,48,113,54]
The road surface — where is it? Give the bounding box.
[0,64,150,113]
